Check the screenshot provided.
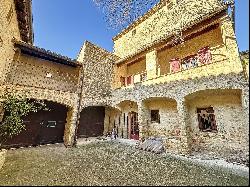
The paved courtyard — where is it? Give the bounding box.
[0,141,249,186]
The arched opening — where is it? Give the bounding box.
[2,100,68,148]
[142,97,178,139]
[77,106,105,138]
[108,100,139,140]
[184,89,248,161]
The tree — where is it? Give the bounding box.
[0,93,48,145]
[93,0,159,30]
[92,0,228,43]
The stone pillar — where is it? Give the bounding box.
[146,50,158,80]
[138,101,150,141]
[242,88,249,140]
[103,107,111,135]
[63,106,78,147]
[220,16,243,73]
[176,99,190,155]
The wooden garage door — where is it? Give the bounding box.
[77,106,105,138]
[1,101,67,148]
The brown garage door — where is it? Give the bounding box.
[1,101,67,148]
[77,106,105,138]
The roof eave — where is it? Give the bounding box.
[14,40,82,67]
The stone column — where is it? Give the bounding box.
[176,99,190,155]
[138,101,150,141]
[63,106,79,147]
[146,50,158,80]
[103,107,111,135]
[242,88,249,140]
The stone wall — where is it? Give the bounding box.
[7,53,80,93]
[109,72,249,158]
[0,0,21,84]
[77,41,118,107]
[144,98,179,137]
[143,98,182,154]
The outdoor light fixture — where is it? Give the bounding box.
[46,73,52,78]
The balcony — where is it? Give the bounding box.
[120,72,147,87]
[168,46,212,74]
[117,45,225,88]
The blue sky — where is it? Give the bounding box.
[32,0,249,59]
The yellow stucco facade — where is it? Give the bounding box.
[0,0,21,84]
[112,17,243,89]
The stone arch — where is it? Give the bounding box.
[112,98,138,109]
[141,94,177,103]
[116,100,138,113]
[3,85,76,108]
[183,88,248,159]
[140,97,179,140]
[184,88,243,101]
[142,96,177,103]
[1,99,68,148]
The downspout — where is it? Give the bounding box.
[73,68,85,146]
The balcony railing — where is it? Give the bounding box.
[169,46,212,73]
[118,46,214,88]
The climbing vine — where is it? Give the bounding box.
[0,93,48,145]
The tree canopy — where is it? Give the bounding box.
[93,0,160,31]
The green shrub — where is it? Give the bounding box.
[0,94,48,144]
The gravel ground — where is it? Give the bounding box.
[0,141,249,186]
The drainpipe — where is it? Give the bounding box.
[73,68,85,146]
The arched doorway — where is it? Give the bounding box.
[116,100,139,140]
[77,106,105,138]
[2,100,68,148]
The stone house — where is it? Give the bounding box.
[0,0,249,163]
[77,0,249,163]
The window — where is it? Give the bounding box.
[197,107,217,132]
[126,75,133,85]
[151,110,160,123]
